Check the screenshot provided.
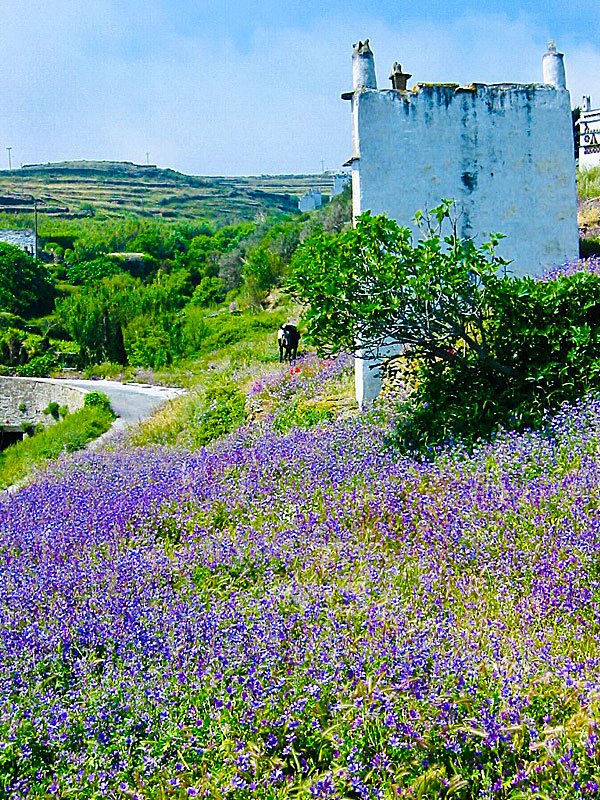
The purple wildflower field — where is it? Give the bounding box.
[2,351,600,799]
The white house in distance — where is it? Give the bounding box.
[578,96,600,168]
[298,189,323,212]
[344,39,579,407]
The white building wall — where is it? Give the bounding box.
[579,102,600,169]
[351,81,578,407]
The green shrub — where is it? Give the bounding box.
[578,166,600,200]
[188,383,247,447]
[16,353,59,377]
[83,391,112,413]
[43,402,60,420]
[58,405,69,419]
[395,270,600,452]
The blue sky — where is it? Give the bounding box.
[1,1,599,175]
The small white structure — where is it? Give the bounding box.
[298,189,323,212]
[344,40,578,407]
[0,229,35,256]
[578,95,600,168]
[332,173,352,197]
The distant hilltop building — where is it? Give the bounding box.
[298,189,323,212]
[578,96,600,167]
[344,39,579,407]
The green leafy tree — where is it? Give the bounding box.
[289,203,509,375]
[289,203,600,449]
[0,243,56,317]
[56,274,135,365]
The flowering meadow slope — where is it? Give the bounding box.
[2,359,600,798]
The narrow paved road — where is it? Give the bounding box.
[59,379,185,423]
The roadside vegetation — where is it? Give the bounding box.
[0,392,114,488]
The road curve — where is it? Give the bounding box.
[58,379,185,423]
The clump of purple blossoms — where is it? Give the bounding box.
[1,355,600,796]
[541,255,600,281]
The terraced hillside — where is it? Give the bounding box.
[0,161,338,224]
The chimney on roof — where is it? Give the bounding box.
[352,40,377,90]
[543,39,567,89]
[389,62,412,91]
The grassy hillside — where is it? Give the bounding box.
[0,160,338,226]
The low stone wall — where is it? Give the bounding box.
[0,377,87,431]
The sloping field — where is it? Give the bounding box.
[1,354,600,798]
[0,161,337,225]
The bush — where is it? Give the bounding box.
[16,353,59,377]
[0,243,56,316]
[83,391,112,414]
[395,270,600,452]
[66,258,123,285]
[188,383,247,447]
[43,402,60,420]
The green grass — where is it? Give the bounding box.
[0,405,115,488]
[578,166,600,201]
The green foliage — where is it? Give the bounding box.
[396,270,600,451]
[182,307,287,357]
[16,353,59,377]
[190,276,226,306]
[290,204,600,451]
[0,243,55,317]
[289,203,508,368]
[578,166,600,200]
[188,382,247,447]
[83,391,112,414]
[56,274,132,365]
[272,398,335,433]
[43,402,60,420]
[124,312,184,368]
[66,258,123,284]
[0,405,115,488]
[242,244,282,293]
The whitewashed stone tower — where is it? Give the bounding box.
[346,40,578,408]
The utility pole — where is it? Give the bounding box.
[146,151,149,165]
[33,200,38,261]
[6,147,12,170]
[321,159,325,173]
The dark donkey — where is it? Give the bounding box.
[278,323,300,362]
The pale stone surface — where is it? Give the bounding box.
[0,377,86,430]
[349,46,578,407]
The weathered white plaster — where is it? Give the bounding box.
[542,41,567,89]
[347,44,578,407]
[352,40,377,90]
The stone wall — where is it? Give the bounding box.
[0,377,87,431]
